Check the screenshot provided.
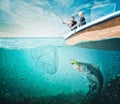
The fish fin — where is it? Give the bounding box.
[87,84,97,96]
[92,64,99,69]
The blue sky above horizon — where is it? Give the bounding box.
[0,0,120,37]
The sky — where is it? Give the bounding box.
[0,0,120,37]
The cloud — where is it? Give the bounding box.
[54,0,74,7]
[0,0,118,37]
[0,0,69,37]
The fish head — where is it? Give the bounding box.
[71,59,80,70]
[71,60,86,71]
[76,61,90,72]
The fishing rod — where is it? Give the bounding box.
[30,4,64,22]
[52,11,64,22]
[26,4,70,37]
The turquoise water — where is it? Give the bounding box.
[0,38,120,104]
[0,0,120,103]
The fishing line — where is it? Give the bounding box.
[21,4,73,37]
[30,4,69,37]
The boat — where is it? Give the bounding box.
[64,4,120,50]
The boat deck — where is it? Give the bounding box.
[64,11,120,40]
[64,11,120,50]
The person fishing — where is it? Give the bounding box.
[78,11,86,27]
[63,16,77,31]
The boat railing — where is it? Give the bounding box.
[62,3,117,38]
[70,21,86,30]
[64,11,120,39]
[71,3,116,31]
[91,3,116,21]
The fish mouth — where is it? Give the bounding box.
[71,60,79,66]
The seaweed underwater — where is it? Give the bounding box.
[0,38,120,104]
[0,75,120,104]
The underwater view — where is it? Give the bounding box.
[0,38,120,104]
[0,0,120,104]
